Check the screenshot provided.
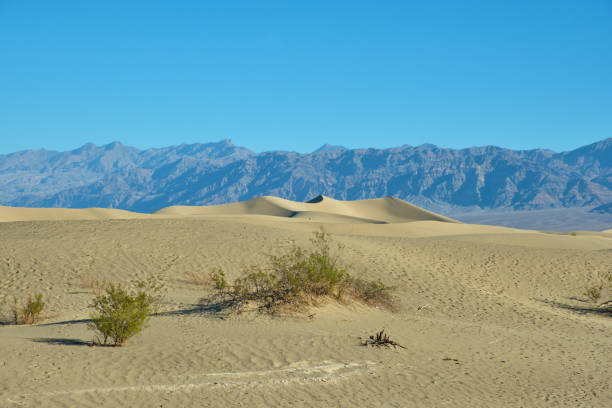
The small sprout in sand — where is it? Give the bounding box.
[11,293,45,324]
[361,329,405,349]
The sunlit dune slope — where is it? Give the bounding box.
[0,206,150,222]
[156,195,457,224]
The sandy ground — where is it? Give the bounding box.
[1,196,611,407]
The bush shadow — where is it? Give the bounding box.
[31,337,91,346]
[157,298,239,319]
[537,298,612,317]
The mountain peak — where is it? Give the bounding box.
[217,139,235,147]
[71,142,97,154]
[313,144,347,153]
[103,141,125,150]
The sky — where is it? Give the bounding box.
[0,0,611,154]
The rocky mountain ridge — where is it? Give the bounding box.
[1,138,611,214]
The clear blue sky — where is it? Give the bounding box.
[1,0,610,154]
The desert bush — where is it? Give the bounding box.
[11,293,45,324]
[88,283,154,346]
[204,228,395,314]
[268,229,346,299]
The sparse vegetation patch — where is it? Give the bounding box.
[11,293,46,324]
[582,271,611,306]
[201,229,395,315]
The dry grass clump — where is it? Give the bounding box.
[202,229,395,314]
[187,270,212,286]
[79,273,104,295]
[88,282,155,347]
[338,276,396,310]
[11,293,45,324]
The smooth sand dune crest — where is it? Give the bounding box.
[156,195,458,224]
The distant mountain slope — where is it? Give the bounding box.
[1,138,611,213]
[590,202,612,214]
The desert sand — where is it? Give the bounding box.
[1,196,611,407]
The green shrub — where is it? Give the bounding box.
[11,293,45,324]
[269,229,346,299]
[88,283,153,346]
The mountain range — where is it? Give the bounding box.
[1,138,611,215]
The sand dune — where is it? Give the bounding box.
[0,196,455,224]
[156,195,457,224]
[1,196,612,407]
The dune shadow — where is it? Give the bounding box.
[31,337,91,346]
[537,298,612,317]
